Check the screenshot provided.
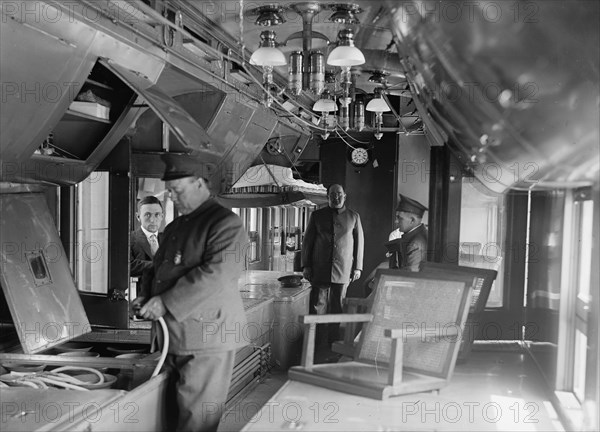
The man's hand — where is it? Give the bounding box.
[139,296,167,321]
[130,296,147,319]
[303,267,312,282]
[352,269,362,282]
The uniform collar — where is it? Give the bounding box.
[329,205,347,214]
[402,223,424,239]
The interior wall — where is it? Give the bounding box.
[396,135,431,223]
[319,133,397,297]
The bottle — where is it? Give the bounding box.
[288,51,303,96]
[354,99,365,131]
[338,98,350,131]
[308,51,325,95]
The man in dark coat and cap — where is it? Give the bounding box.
[133,153,248,432]
[385,194,429,271]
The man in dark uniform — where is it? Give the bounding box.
[132,154,249,432]
[301,184,364,345]
[130,195,163,279]
[385,194,429,271]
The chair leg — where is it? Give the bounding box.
[301,323,316,369]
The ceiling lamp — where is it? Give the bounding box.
[329,3,362,24]
[248,3,366,100]
[249,30,287,67]
[313,97,338,113]
[327,28,365,112]
[253,4,286,26]
[249,30,286,107]
[327,29,365,67]
[313,90,338,140]
[366,87,391,140]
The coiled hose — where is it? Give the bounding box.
[1,316,169,390]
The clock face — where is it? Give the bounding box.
[351,147,369,166]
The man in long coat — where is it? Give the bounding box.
[301,184,364,345]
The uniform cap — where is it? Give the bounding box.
[396,194,428,217]
[161,153,211,181]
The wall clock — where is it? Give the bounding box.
[348,147,371,167]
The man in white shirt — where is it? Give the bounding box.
[130,196,164,278]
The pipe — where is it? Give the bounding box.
[152,317,169,378]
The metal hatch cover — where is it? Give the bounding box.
[0,193,90,354]
[99,59,219,157]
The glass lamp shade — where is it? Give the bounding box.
[250,47,287,67]
[366,97,391,112]
[313,98,338,112]
[327,45,365,66]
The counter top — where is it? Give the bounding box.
[238,271,311,302]
[1,388,124,432]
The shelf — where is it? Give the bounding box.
[64,109,111,124]
[31,153,86,163]
[85,78,113,91]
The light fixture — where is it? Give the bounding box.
[366,87,391,140]
[252,4,286,26]
[328,4,362,24]
[327,29,365,67]
[249,30,286,67]
[249,30,286,107]
[313,90,337,140]
[247,3,365,98]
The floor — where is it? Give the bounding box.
[218,369,288,431]
[219,344,566,432]
[218,344,340,432]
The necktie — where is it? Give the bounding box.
[149,234,159,256]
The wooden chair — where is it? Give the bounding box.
[420,262,498,362]
[288,270,473,400]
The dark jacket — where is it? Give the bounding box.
[301,206,364,285]
[386,224,429,271]
[140,199,249,354]
[130,228,160,277]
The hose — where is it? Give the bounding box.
[3,318,168,390]
[4,367,105,391]
[152,316,169,378]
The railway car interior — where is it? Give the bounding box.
[0,1,598,431]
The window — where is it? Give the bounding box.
[571,190,593,402]
[553,187,594,412]
[75,171,109,293]
[459,177,506,307]
[234,208,262,264]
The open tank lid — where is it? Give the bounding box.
[0,189,90,354]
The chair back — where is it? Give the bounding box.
[356,270,473,379]
[420,262,498,314]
